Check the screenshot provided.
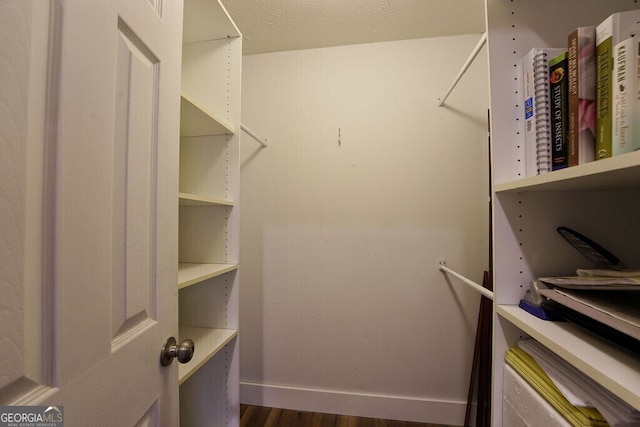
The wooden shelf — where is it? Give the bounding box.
[178,263,238,289]
[497,304,640,411]
[179,192,234,207]
[180,94,234,138]
[178,327,238,385]
[495,151,640,193]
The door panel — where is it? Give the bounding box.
[0,0,183,425]
[112,18,159,341]
[134,403,159,427]
[0,0,55,403]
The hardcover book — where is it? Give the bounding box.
[595,9,640,159]
[522,47,564,176]
[549,52,569,170]
[612,36,640,156]
[567,27,596,166]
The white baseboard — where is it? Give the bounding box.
[240,381,466,425]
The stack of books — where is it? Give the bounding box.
[521,9,640,177]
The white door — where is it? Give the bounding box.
[0,0,183,425]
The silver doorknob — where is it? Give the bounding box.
[161,336,195,366]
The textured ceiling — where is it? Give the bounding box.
[219,0,486,55]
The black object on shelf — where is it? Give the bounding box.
[557,226,623,269]
[559,305,640,357]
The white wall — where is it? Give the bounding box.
[238,34,489,425]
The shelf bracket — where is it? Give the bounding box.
[241,123,268,148]
[439,259,494,300]
[437,32,487,107]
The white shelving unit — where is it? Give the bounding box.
[180,93,235,137]
[178,0,242,425]
[178,327,239,385]
[486,0,640,425]
[179,192,234,207]
[178,263,239,290]
[498,306,640,410]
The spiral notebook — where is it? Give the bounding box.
[522,47,565,177]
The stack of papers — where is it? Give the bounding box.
[539,269,640,290]
[517,339,640,426]
[505,345,607,426]
[537,289,640,343]
[534,269,640,347]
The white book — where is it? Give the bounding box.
[612,36,640,156]
[522,47,564,176]
[595,9,640,159]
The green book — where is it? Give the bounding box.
[549,52,569,170]
[595,9,640,159]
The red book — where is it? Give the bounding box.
[567,27,596,166]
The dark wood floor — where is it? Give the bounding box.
[240,405,457,427]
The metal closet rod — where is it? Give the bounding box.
[241,123,268,147]
[437,32,487,107]
[438,259,494,300]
